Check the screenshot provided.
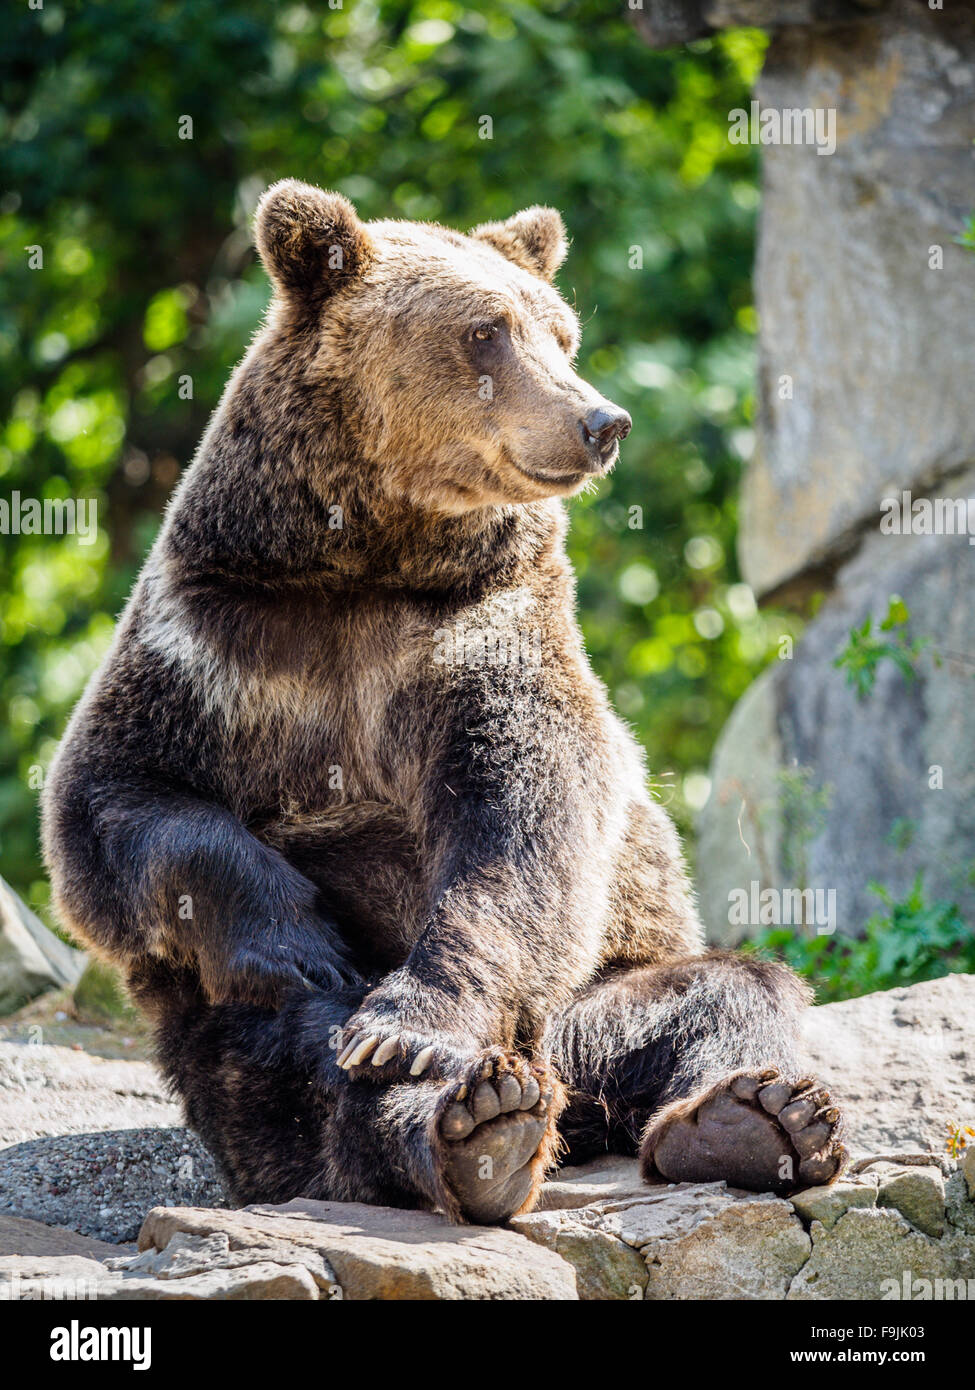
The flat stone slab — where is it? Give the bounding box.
[513,1163,975,1300]
[0,1041,180,1146]
[0,1253,113,1300]
[0,1212,131,1259]
[135,1199,578,1300]
[536,1154,650,1211]
[514,1180,810,1299]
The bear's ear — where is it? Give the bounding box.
[254,179,373,301]
[470,206,568,282]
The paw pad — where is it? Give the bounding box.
[644,1067,848,1195]
[438,1051,548,1142]
[433,1050,562,1224]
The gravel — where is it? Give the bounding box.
[0,1127,228,1243]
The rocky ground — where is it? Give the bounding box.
[0,972,973,1298]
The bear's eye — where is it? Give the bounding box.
[471,323,498,343]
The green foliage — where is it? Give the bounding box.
[833,595,930,701]
[0,0,789,916]
[749,874,975,1003]
[777,766,831,889]
[72,957,139,1025]
[886,817,916,853]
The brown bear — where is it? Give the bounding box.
[41,180,847,1224]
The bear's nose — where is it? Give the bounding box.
[582,406,632,451]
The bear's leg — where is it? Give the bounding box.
[542,952,847,1195]
[144,965,563,1223]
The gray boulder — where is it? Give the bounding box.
[677,0,975,947]
[0,876,85,1016]
[740,0,975,598]
[801,974,975,1156]
[698,474,975,944]
[133,1200,578,1300]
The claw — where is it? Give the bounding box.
[410,1044,436,1076]
[342,1033,380,1068]
[336,1035,359,1067]
[372,1036,401,1067]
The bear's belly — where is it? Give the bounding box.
[259,802,430,974]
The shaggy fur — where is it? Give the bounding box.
[42,181,846,1222]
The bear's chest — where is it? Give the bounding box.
[215,600,435,810]
[205,584,540,813]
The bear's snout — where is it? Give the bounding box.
[579,404,632,471]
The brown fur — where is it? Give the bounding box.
[41,181,841,1222]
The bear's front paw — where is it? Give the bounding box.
[200,930,353,1011]
[335,1018,476,1083]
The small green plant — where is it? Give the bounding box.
[946,1123,975,1160]
[833,595,930,701]
[778,766,831,891]
[886,817,917,852]
[747,873,975,1003]
[957,212,975,253]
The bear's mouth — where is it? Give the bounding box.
[506,442,618,487]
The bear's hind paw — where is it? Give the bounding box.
[640,1068,848,1196]
[432,1050,565,1224]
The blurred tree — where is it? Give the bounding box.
[0,0,789,919]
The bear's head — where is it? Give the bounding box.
[254,179,631,514]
